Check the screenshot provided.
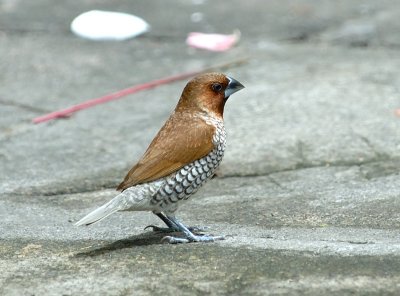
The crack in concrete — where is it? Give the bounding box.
[6,157,400,198]
[267,175,288,190]
[296,140,307,163]
[349,132,395,180]
[293,139,315,171]
[357,133,389,160]
[0,99,49,114]
[222,157,400,180]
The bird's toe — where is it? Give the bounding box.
[144,225,178,233]
[187,225,210,233]
[161,236,190,244]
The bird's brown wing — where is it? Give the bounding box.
[117,113,216,191]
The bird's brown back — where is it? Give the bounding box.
[117,112,216,190]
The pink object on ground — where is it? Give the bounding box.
[186,30,240,52]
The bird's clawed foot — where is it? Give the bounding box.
[151,214,222,244]
[144,224,209,233]
[161,234,225,244]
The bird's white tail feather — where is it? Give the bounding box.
[75,196,124,226]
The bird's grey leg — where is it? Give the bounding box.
[161,216,224,244]
[144,212,179,232]
[145,212,209,233]
[155,212,177,229]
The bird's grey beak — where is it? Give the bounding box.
[225,76,245,99]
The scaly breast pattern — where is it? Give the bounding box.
[150,116,226,213]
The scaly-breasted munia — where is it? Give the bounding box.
[76,72,244,243]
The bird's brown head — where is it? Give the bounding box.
[175,72,244,118]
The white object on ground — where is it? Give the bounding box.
[186,30,241,52]
[70,10,150,41]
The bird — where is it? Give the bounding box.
[75,72,244,243]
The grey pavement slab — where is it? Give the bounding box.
[2,166,400,295]
[1,0,400,295]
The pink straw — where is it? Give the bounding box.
[32,58,247,124]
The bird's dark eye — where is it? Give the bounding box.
[212,83,223,92]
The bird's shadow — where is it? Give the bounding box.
[73,230,183,258]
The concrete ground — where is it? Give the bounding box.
[1,1,400,295]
